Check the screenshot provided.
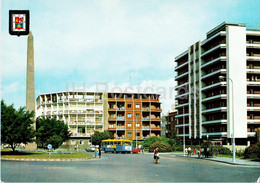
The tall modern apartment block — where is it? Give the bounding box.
[175,22,260,144]
[36,91,162,146]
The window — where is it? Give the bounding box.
[80,140,84,145]
[136,104,140,108]
[136,123,140,127]
[136,113,140,118]
[127,123,132,127]
[128,133,132,137]
[71,140,76,145]
[127,113,132,117]
[127,104,132,108]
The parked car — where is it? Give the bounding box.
[132,148,140,154]
[85,146,95,152]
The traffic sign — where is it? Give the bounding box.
[47,144,52,149]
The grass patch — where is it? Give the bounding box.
[215,154,260,162]
[1,150,92,159]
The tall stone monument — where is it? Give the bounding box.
[25,31,37,150]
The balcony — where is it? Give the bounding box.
[175,71,189,80]
[175,102,189,109]
[247,81,260,86]
[117,108,125,111]
[247,119,260,124]
[142,108,150,111]
[201,44,226,58]
[116,117,125,120]
[246,69,260,74]
[201,69,226,80]
[202,94,227,103]
[175,123,189,128]
[247,132,256,137]
[201,31,226,46]
[142,126,151,130]
[202,132,227,136]
[247,107,260,111]
[201,56,226,69]
[142,117,151,121]
[175,113,189,118]
[175,92,189,99]
[246,56,260,61]
[117,126,126,130]
[151,117,161,121]
[202,119,227,125]
[175,50,188,61]
[202,81,226,91]
[175,82,188,90]
[246,43,260,49]
[177,134,189,137]
[202,107,227,114]
[175,61,188,71]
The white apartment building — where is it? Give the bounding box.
[36,91,107,147]
[175,22,260,145]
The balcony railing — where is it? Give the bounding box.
[142,126,150,130]
[142,117,150,120]
[202,107,227,114]
[116,117,125,120]
[142,108,150,111]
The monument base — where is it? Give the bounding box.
[25,142,37,150]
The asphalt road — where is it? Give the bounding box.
[1,153,260,182]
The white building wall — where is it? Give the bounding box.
[226,26,247,138]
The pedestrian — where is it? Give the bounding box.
[185,148,188,156]
[204,147,207,158]
[74,145,77,151]
[98,147,101,158]
[154,147,159,164]
[193,148,196,155]
[94,147,98,158]
[188,146,191,157]
[140,146,144,154]
[198,147,201,159]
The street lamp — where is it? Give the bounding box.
[219,75,235,163]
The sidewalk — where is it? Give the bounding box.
[171,153,260,166]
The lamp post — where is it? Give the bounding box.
[183,106,185,156]
[219,75,235,163]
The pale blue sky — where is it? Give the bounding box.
[1,0,260,112]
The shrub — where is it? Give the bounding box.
[244,142,260,159]
[149,141,173,152]
[211,145,232,155]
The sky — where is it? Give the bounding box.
[1,0,260,113]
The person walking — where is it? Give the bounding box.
[188,146,191,157]
[193,148,196,155]
[98,147,101,158]
[140,146,144,154]
[94,147,98,158]
[198,147,201,159]
[154,147,159,164]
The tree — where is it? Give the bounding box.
[35,117,71,149]
[1,100,35,152]
[91,130,113,146]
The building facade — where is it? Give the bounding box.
[36,91,162,147]
[107,93,162,140]
[164,111,177,138]
[175,22,260,145]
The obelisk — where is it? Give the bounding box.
[25,31,37,150]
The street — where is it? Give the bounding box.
[1,153,260,182]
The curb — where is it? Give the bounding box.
[1,157,94,162]
[174,154,260,167]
